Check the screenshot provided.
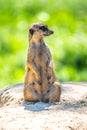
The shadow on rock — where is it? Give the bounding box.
[23,101,51,112]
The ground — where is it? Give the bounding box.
[0,82,87,130]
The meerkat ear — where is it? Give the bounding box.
[29,28,34,35]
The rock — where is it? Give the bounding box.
[0,82,87,130]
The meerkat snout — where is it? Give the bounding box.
[43,29,54,36]
[38,24,54,36]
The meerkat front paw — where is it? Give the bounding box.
[26,63,40,80]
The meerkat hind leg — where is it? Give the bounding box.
[24,85,41,102]
[44,82,61,103]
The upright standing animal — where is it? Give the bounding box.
[24,23,61,102]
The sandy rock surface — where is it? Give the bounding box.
[0,82,87,130]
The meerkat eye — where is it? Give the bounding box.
[39,26,44,30]
[39,26,48,31]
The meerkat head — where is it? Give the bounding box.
[29,23,54,40]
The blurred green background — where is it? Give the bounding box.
[0,0,87,88]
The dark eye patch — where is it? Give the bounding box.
[39,26,48,31]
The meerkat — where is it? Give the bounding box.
[24,23,61,102]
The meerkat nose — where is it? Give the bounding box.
[50,30,54,34]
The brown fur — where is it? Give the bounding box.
[24,23,61,102]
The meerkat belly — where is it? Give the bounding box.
[40,54,56,87]
[38,50,53,88]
